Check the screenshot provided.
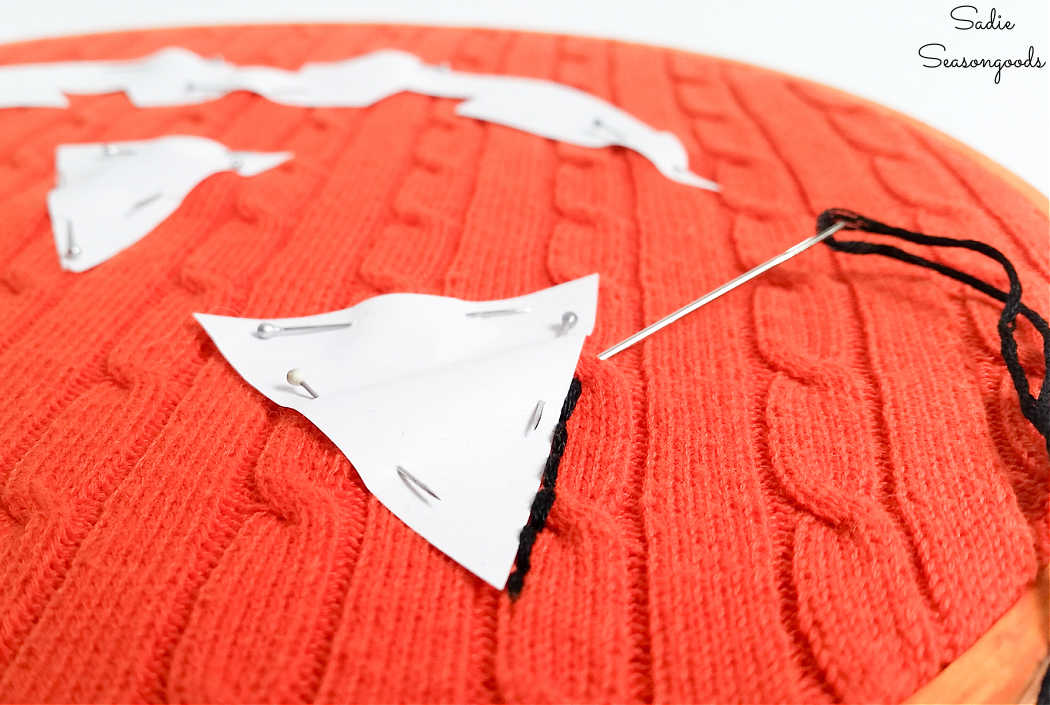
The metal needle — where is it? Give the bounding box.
[597,220,847,360]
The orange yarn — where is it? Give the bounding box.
[0,24,1046,703]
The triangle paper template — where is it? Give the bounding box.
[49,135,292,272]
[0,48,717,191]
[194,274,599,588]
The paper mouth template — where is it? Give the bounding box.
[195,274,599,588]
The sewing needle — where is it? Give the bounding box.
[597,220,847,360]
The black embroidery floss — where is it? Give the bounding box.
[507,377,582,599]
[816,208,1049,451]
[818,209,1050,702]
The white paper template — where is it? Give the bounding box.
[0,66,78,107]
[0,49,236,107]
[114,48,242,106]
[194,274,598,589]
[0,58,126,107]
[621,128,721,191]
[49,135,292,272]
[0,48,718,191]
[261,50,424,107]
[404,64,503,99]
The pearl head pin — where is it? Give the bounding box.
[64,220,81,259]
[465,307,531,318]
[256,321,352,339]
[101,143,131,157]
[286,368,319,399]
[557,311,579,336]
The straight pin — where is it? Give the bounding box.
[397,466,441,504]
[185,81,236,94]
[285,368,319,398]
[102,143,132,157]
[597,220,847,360]
[256,321,352,339]
[64,220,80,259]
[526,400,545,435]
[465,307,530,318]
[126,191,163,215]
[590,117,624,142]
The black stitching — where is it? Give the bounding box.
[507,377,582,599]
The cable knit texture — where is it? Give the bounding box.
[0,24,1046,704]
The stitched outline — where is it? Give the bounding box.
[506,377,583,599]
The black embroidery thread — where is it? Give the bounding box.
[507,377,582,599]
[817,208,1049,452]
[821,208,1050,705]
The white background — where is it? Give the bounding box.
[1,0,1047,195]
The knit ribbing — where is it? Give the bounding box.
[0,24,1045,704]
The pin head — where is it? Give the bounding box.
[285,368,319,398]
[558,311,579,336]
[256,322,280,339]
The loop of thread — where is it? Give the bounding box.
[817,208,1050,451]
[506,377,583,599]
[820,207,1050,705]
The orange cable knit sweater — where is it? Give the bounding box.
[0,24,1046,703]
